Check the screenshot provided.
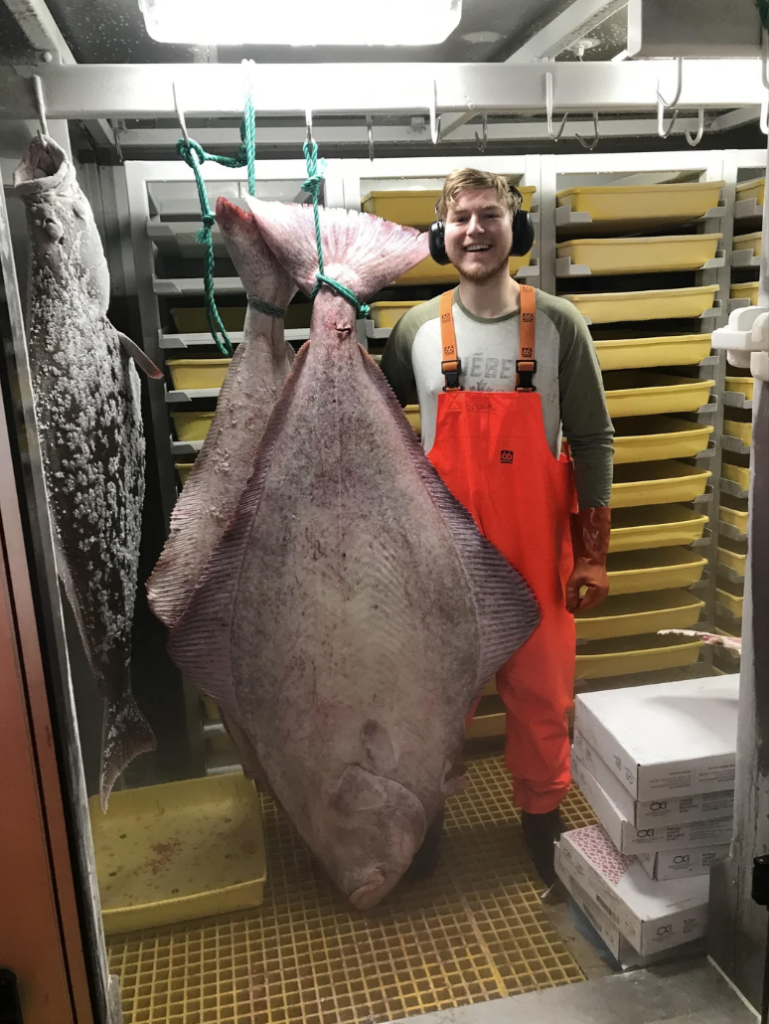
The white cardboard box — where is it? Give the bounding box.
[558,824,709,956]
[572,731,734,829]
[555,844,706,967]
[571,750,733,855]
[574,675,739,801]
[637,844,730,881]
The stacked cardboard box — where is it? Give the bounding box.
[556,674,739,965]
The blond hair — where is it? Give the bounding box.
[437,168,520,221]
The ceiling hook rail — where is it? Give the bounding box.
[576,112,600,151]
[172,81,190,146]
[545,72,569,141]
[684,108,705,147]
[366,115,375,161]
[32,74,49,141]
[429,80,442,144]
[475,114,488,153]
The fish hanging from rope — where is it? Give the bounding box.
[14,135,161,811]
[168,199,540,909]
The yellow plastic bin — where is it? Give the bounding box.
[575,635,702,681]
[175,462,194,486]
[362,185,536,227]
[404,405,421,433]
[396,253,530,286]
[722,461,751,491]
[720,495,749,535]
[604,372,714,418]
[575,590,704,642]
[172,307,246,333]
[731,281,759,306]
[735,177,765,206]
[718,544,747,578]
[563,285,719,324]
[726,376,755,402]
[717,587,744,620]
[556,234,721,275]
[166,358,232,390]
[90,774,267,935]
[612,417,713,464]
[172,411,215,442]
[724,418,753,448]
[609,505,709,553]
[593,334,711,372]
[733,231,762,257]
[369,301,422,328]
[606,548,707,596]
[611,461,711,508]
[556,181,724,227]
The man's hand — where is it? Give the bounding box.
[565,506,611,614]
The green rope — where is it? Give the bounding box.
[302,137,370,319]
[248,294,286,318]
[242,65,256,198]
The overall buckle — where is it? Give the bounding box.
[441,358,463,392]
[516,358,537,392]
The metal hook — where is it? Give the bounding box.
[657,56,683,111]
[684,107,705,147]
[305,108,314,147]
[172,81,191,146]
[110,119,125,164]
[658,105,679,140]
[366,115,375,161]
[475,114,488,154]
[429,80,442,145]
[762,28,769,92]
[545,72,569,141]
[761,91,769,136]
[32,74,49,141]
[576,112,600,151]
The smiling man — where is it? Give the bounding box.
[381,168,614,886]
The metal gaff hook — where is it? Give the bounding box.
[684,108,705,147]
[545,72,569,141]
[305,108,314,148]
[576,112,600,151]
[657,56,682,139]
[475,114,488,153]
[172,80,191,146]
[32,75,49,142]
[366,115,375,161]
[429,80,442,144]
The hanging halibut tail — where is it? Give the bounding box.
[99,689,157,812]
[243,196,429,301]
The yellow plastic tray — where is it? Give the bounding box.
[609,505,709,553]
[369,301,422,328]
[90,774,266,935]
[166,358,231,390]
[481,677,497,697]
[722,461,751,491]
[724,418,753,447]
[733,231,762,257]
[726,376,755,401]
[396,253,530,286]
[718,545,746,577]
[612,417,713,464]
[717,587,744,619]
[563,285,719,324]
[172,411,215,442]
[593,334,711,372]
[556,234,721,275]
[731,281,759,306]
[606,548,707,596]
[556,181,724,226]
[604,372,714,418]
[611,461,711,508]
[404,405,420,433]
[735,177,765,205]
[720,499,749,534]
[172,307,246,333]
[175,462,194,486]
[575,590,704,642]
[575,635,702,681]
[202,695,221,721]
[361,185,536,227]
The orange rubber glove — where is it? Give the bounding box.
[565,506,611,614]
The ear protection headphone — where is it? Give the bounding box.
[428,184,535,266]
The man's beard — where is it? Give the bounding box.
[457,249,510,284]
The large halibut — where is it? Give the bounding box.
[169,201,539,907]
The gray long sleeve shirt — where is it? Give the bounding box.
[380,287,614,509]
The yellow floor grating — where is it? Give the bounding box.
[108,756,598,1024]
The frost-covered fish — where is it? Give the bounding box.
[14,136,160,811]
[168,200,540,908]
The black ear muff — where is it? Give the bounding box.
[428,220,452,265]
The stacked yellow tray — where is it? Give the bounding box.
[730,281,759,306]
[604,372,714,418]
[722,461,750,492]
[575,635,703,681]
[719,495,749,535]
[609,506,709,553]
[369,301,422,329]
[404,405,421,434]
[611,461,711,508]
[172,411,215,442]
[166,358,231,390]
[717,542,746,578]
[556,234,721,275]
[575,590,705,642]
[593,334,711,371]
[612,417,713,463]
[556,181,724,233]
[175,462,194,485]
[735,177,765,206]
[563,285,718,324]
[726,376,755,402]
[724,417,753,447]
[606,548,707,595]
[716,587,744,620]
[733,231,762,257]
[362,185,536,227]
[396,253,530,286]
[172,307,246,333]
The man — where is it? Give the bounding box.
[381,168,614,886]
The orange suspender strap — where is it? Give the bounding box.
[439,288,462,391]
[516,283,537,392]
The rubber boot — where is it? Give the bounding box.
[521,807,563,887]
[406,806,445,880]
